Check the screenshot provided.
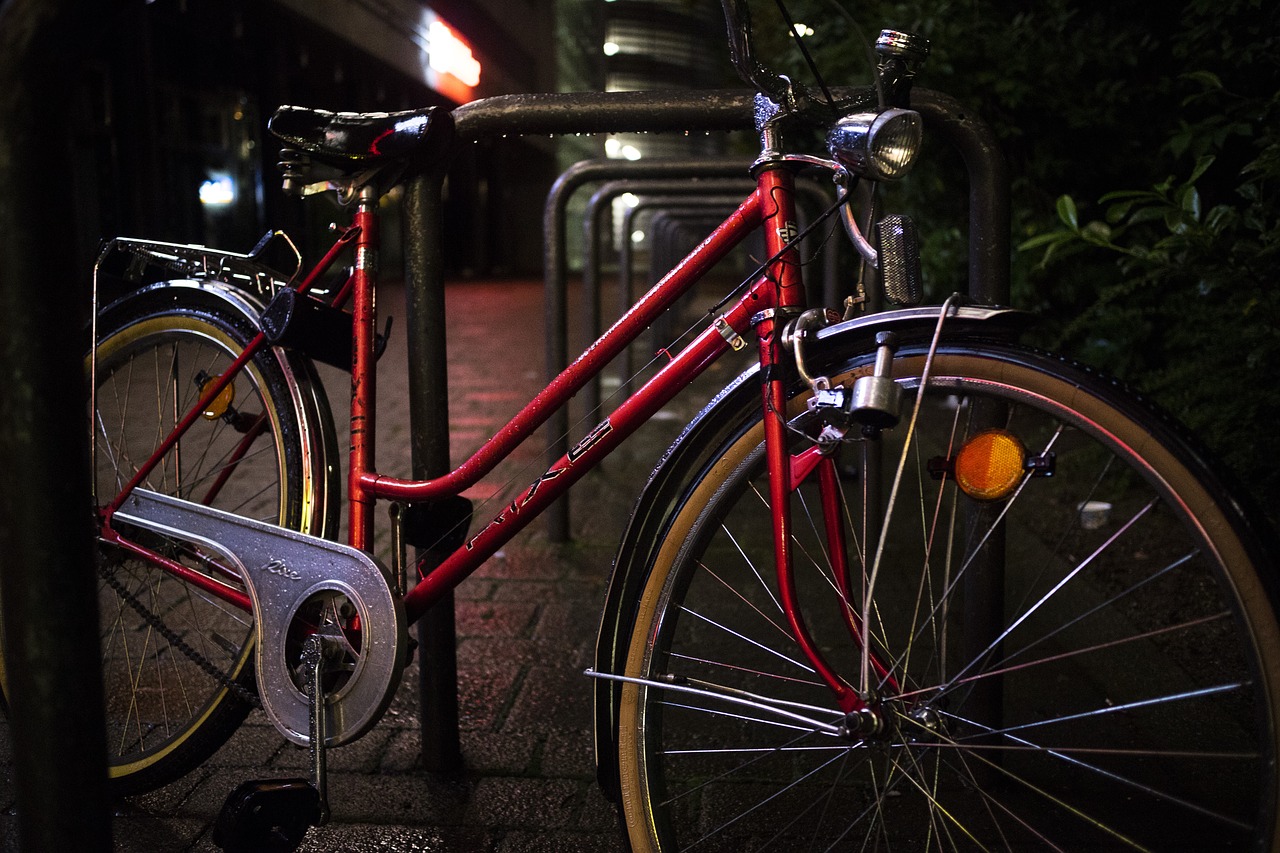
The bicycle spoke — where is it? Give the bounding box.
[696,562,795,646]
[677,605,817,674]
[944,496,1157,692]
[686,748,852,850]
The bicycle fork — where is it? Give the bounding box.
[753,163,893,728]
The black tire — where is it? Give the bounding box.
[616,342,1280,851]
[27,283,330,796]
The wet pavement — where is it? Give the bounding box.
[0,274,748,852]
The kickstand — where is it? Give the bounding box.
[212,635,333,853]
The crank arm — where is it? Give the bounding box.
[301,635,331,825]
[584,669,853,735]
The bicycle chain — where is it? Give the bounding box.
[98,560,262,708]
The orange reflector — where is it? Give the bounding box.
[953,429,1026,500]
[200,375,235,420]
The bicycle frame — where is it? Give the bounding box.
[98,155,859,646]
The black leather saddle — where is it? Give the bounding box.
[268,105,455,193]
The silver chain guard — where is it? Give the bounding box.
[115,488,407,747]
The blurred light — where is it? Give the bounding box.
[429,19,480,86]
[395,115,430,134]
[418,9,481,103]
[631,230,645,243]
[793,23,814,37]
[199,175,235,207]
[606,139,643,161]
[619,192,639,207]
[603,41,620,56]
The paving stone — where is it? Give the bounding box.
[295,822,493,852]
[495,829,620,853]
[540,728,598,779]
[458,730,538,777]
[455,599,539,639]
[462,776,580,830]
[503,663,596,735]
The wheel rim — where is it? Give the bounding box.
[621,351,1279,851]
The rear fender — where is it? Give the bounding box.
[96,279,341,542]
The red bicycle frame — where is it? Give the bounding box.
[99,160,874,714]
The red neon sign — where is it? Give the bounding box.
[424,13,481,103]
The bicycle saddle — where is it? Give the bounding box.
[268,105,454,170]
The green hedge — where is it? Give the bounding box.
[748,0,1280,524]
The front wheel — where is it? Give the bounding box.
[616,343,1280,851]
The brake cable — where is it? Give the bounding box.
[772,0,837,107]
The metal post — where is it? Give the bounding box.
[403,169,463,773]
[0,2,111,849]
[538,158,756,541]
[911,90,1010,304]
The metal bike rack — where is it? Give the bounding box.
[617,194,756,395]
[401,91,766,771]
[541,158,762,540]
[580,179,755,418]
[538,90,1007,540]
[647,209,743,334]
[550,165,844,538]
[635,188,843,321]
[587,179,843,403]
[400,86,1008,769]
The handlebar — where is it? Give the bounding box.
[719,0,799,107]
[719,0,930,115]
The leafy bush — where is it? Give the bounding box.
[1019,8,1280,521]
[749,0,1280,520]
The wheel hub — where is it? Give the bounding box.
[842,696,947,746]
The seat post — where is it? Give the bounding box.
[348,185,381,551]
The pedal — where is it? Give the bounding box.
[212,778,321,853]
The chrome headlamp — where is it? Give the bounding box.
[826,108,923,181]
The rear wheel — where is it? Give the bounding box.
[79,287,328,795]
[617,343,1280,851]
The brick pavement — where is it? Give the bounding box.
[0,275,747,852]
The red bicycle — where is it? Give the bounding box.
[23,0,1280,849]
